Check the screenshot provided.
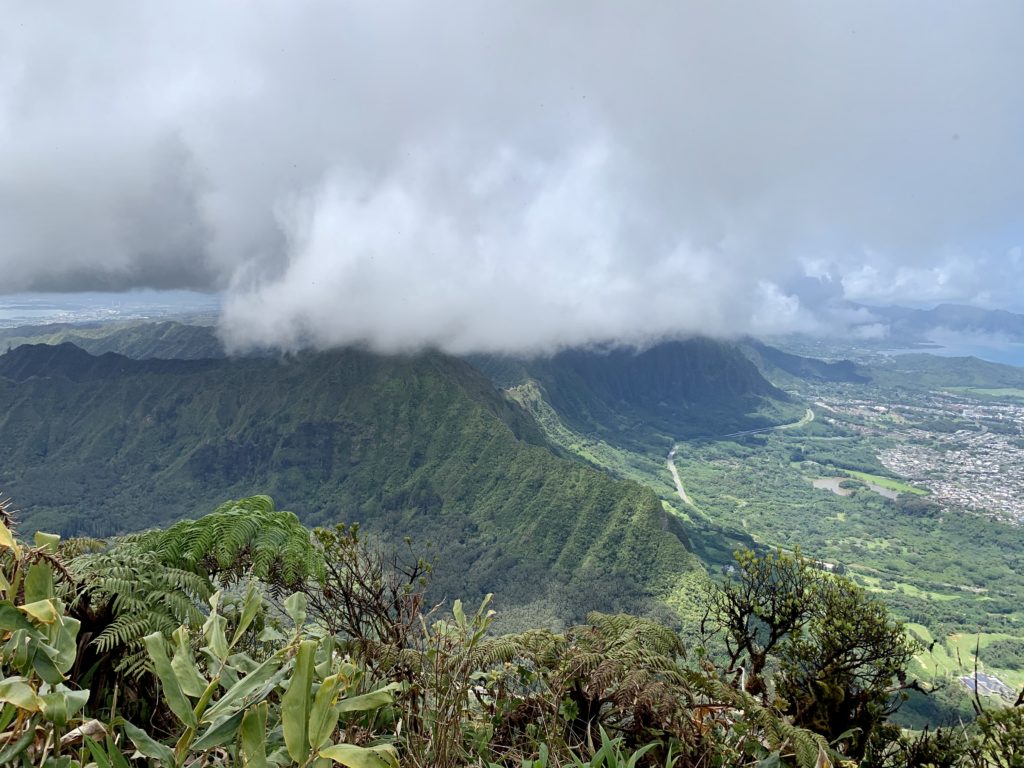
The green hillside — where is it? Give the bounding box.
[0,319,225,359]
[0,342,699,623]
[471,338,798,446]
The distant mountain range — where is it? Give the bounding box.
[860,303,1024,341]
[1,339,752,625]
[472,339,796,446]
[828,303,1024,346]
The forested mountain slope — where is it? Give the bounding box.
[0,319,226,359]
[0,342,698,621]
[472,338,797,445]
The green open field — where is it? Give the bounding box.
[844,469,928,496]
[945,386,1024,400]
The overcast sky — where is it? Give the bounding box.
[2,1,1023,352]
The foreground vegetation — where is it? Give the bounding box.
[2,494,1022,767]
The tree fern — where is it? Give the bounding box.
[137,495,324,589]
[66,496,325,678]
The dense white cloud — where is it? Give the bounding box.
[2,1,1023,352]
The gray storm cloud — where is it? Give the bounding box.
[2,1,1023,352]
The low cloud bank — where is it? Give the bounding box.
[2,2,1022,353]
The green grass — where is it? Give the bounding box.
[945,386,1024,400]
[844,470,928,496]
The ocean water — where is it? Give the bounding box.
[887,340,1024,369]
[931,343,1024,368]
[0,291,221,329]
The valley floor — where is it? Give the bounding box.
[510,377,1024,717]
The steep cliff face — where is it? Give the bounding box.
[472,337,793,444]
[0,342,698,621]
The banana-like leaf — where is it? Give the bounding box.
[0,520,20,557]
[319,743,399,768]
[204,608,230,662]
[230,583,264,649]
[121,720,176,765]
[240,700,269,768]
[0,729,35,763]
[0,677,42,711]
[50,615,81,675]
[335,684,399,714]
[84,737,114,768]
[0,603,36,636]
[23,562,54,603]
[143,631,198,728]
[453,599,466,629]
[33,531,60,553]
[191,708,246,752]
[282,639,316,762]
[308,674,343,751]
[284,592,308,629]
[19,598,58,624]
[31,648,65,686]
[171,626,209,698]
[39,691,69,727]
[204,651,285,721]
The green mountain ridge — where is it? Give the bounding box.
[0,319,227,360]
[471,338,796,447]
[0,341,700,625]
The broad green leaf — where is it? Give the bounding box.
[171,626,209,698]
[240,700,269,768]
[453,599,466,629]
[31,647,65,685]
[191,709,246,751]
[23,562,54,603]
[205,652,285,720]
[0,702,16,732]
[319,743,399,768]
[335,684,399,714]
[0,728,35,763]
[39,690,69,727]
[192,677,221,722]
[308,674,343,751]
[204,611,230,661]
[106,733,133,768]
[19,598,58,624]
[284,592,308,629]
[230,583,264,649]
[258,625,286,643]
[122,720,176,765]
[33,531,60,553]
[0,520,20,557]
[62,687,90,719]
[0,677,42,711]
[143,632,197,728]
[50,615,81,675]
[281,639,316,762]
[11,628,33,668]
[0,602,36,633]
[84,737,114,768]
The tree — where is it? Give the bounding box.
[706,547,822,697]
[706,548,918,759]
[778,574,917,755]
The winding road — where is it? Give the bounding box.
[721,407,815,438]
[666,408,816,508]
[666,446,693,505]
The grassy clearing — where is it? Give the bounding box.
[844,469,928,496]
[896,582,960,602]
[946,386,1024,400]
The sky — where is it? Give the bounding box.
[2,1,1023,353]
